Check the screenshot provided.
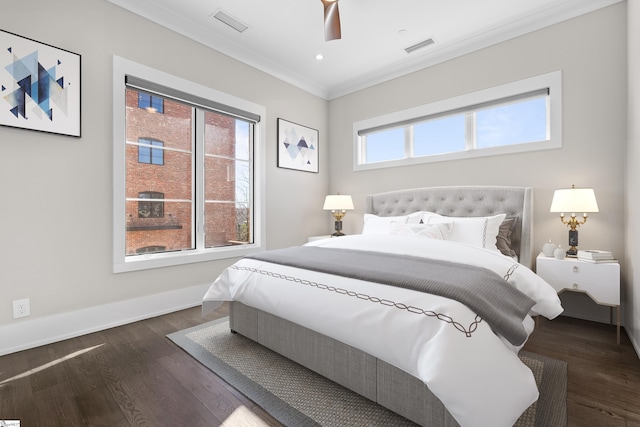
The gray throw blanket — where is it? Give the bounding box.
[247,246,535,346]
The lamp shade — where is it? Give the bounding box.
[323,195,354,211]
[550,187,599,213]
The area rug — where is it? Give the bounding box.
[168,318,567,427]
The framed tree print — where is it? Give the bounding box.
[277,118,318,173]
[0,30,81,137]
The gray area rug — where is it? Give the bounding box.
[168,318,567,427]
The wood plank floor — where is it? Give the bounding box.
[1,304,639,426]
[524,316,640,427]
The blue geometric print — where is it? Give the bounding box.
[3,48,66,121]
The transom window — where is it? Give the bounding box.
[113,57,266,273]
[354,71,561,170]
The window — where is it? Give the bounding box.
[138,191,164,218]
[354,71,561,170]
[113,57,266,273]
[138,92,164,113]
[138,138,164,165]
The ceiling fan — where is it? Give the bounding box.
[321,0,341,41]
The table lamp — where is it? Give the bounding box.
[549,185,599,256]
[323,194,354,237]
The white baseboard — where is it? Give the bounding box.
[0,283,211,357]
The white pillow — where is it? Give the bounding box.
[362,212,422,234]
[390,223,453,240]
[417,211,443,221]
[426,213,506,251]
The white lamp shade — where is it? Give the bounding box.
[323,195,354,210]
[550,188,599,213]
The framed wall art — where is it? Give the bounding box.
[277,118,318,173]
[0,30,81,137]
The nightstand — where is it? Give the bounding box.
[536,254,621,344]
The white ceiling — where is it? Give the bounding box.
[107,0,621,100]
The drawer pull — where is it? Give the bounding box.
[573,266,578,273]
[572,283,578,290]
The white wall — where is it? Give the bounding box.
[625,1,640,353]
[328,5,628,325]
[0,0,328,354]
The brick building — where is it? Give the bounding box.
[124,89,242,255]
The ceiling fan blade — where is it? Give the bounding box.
[321,0,341,41]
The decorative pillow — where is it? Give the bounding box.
[362,212,422,234]
[425,213,507,251]
[496,216,518,258]
[390,223,453,240]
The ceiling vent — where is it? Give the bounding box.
[212,9,249,33]
[404,38,435,54]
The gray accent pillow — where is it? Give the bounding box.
[497,216,517,258]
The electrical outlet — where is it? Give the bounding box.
[13,298,30,318]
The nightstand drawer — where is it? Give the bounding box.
[537,257,620,305]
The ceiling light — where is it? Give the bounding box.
[212,9,248,33]
[404,37,435,54]
[315,54,324,61]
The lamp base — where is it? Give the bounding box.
[332,220,345,237]
[566,229,579,257]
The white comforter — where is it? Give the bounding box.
[203,234,563,427]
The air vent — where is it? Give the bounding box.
[404,38,435,54]
[212,9,249,33]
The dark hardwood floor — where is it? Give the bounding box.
[523,316,640,427]
[1,304,638,426]
[0,303,280,427]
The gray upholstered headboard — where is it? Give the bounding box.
[364,186,534,268]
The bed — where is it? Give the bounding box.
[202,186,563,427]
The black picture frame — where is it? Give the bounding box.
[0,29,81,137]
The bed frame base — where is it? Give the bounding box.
[230,301,460,427]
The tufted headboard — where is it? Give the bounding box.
[364,186,534,268]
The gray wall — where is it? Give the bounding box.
[0,0,328,329]
[328,5,630,328]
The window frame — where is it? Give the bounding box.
[353,71,562,171]
[112,56,266,273]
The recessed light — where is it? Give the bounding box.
[315,53,324,61]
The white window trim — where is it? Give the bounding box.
[112,56,266,273]
[353,70,562,171]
